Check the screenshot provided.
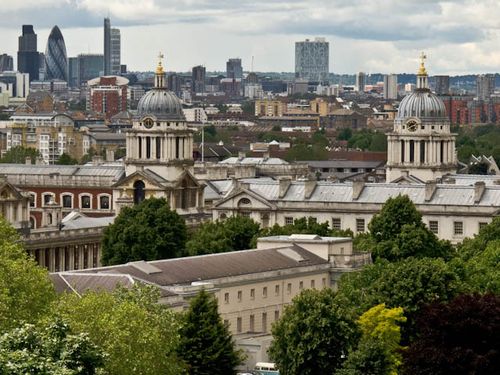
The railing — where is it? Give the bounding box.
[330,252,372,269]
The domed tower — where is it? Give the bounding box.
[386,53,457,182]
[125,54,194,180]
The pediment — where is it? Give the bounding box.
[214,188,275,210]
[112,170,166,189]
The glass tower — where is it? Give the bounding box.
[295,37,329,83]
[44,26,68,81]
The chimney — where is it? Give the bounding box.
[92,155,103,165]
[35,157,44,165]
[474,181,486,203]
[352,180,365,200]
[238,151,245,161]
[263,152,270,161]
[25,156,32,165]
[278,177,291,198]
[425,181,437,202]
[304,179,317,199]
[106,149,115,162]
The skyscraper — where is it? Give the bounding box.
[476,74,495,100]
[192,65,206,93]
[226,58,242,79]
[17,25,40,81]
[77,54,104,86]
[356,72,366,92]
[44,26,68,81]
[110,28,121,74]
[383,74,398,100]
[434,75,450,95]
[295,37,329,83]
[103,18,111,75]
[0,54,13,72]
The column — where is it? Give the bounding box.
[151,137,156,159]
[442,141,448,164]
[404,140,410,164]
[142,137,147,160]
[448,141,454,164]
[179,137,184,160]
[415,140,420,166]
[169,136,174,159]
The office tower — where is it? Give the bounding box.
[110,28,121,74]
[192,65,206,93]
[104,18,111,75]
[167,73,181,95]
[295,37,329,83]
[0,54,13,72]
[17,25,40,81]
[356,72,366,92]
[44,26,68,81]
[476,74,495,100]
[434,75,450,95]
[77,54,104,86]
[226,58,243,79]
[68,57,79,88]
[383,74,398,100]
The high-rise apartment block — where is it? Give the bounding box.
[476,74,495,100]
[356,72,366,92]
[226,58,243,79]
[87,76,129,119]
[110,28,121,75]
[434,75,450,95]
[295,37,329,83]
[17,25,40,81]
[383,74,398,100]
[44,26,68,81]
[103,18,111,75]
[192,65,206,93]
[0,54,13,72]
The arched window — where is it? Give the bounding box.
[133,180,145,204]
[79,194,92,209]
[237,198,251,207]
[61,193,73,208]
[99,195,110,209]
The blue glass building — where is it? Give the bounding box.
[45,26,68,81]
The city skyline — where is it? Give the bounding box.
[1,1,500,75]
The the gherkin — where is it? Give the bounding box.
[44,26,68,81]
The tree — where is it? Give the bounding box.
[57,153,79,165]
[0,320,105,374]
[335,340,392,375]
[337,128,353,141]
[334,258,461,341]
[0,216,56,332]
[58,284,183,375]
[458,216,500,260]
[177,289,243,375]
[0,146,40,164]
[269,288,357,375]
[463,240,500,294]
[402,294,500,375]
[101,197,187,265]
[186,216,260,256]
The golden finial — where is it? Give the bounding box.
[156,52,165,74]
[418,51,427,76]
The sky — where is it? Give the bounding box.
[1,0,500,75]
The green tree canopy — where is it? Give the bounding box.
[57,153,79,165]
[334,258,461,341]
[101,197,187,265]
[269,288,357,375]
[0,320,105,374]
[335,339,392,375]
[177,289,243,374]
[402,293,500,375]
[57,284,183,375]
[0,217,56,331]
[186,216,260,256]
[0,146,41,164]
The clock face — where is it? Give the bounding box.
[406,120,418,132]
[143,118,154,129]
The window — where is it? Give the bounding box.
[479,222,488,231]
[429,220,439,234]
[237,317,242,333]
[250,288,255,300]
[274,310,280,321]
[249,315,255,332]
[62,194,72,208]
[454,221,464,236]
[285,216,294,225]
[287,283,292,294]
[332,217,341,230]
[80,195,91,209]
[29,193,36,208]
[224,292,229,303]
[356,218,365,233]
[43,193,54,206]
[299,281,303,290]
[275,285,280,296]
[99,195,110,209]
[262,313,267,333]
[263,287,267,298]
[237,290,242,302]
[311,280,315,289]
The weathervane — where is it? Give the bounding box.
[156,51,165,74]
[418,51,427,75]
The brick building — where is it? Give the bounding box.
[87,76,129,120]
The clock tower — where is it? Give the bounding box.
[386,53,457,182]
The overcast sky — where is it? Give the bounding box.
[1,0,500,75]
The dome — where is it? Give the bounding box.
[396,89,447,120]
[136,88,184,120]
